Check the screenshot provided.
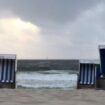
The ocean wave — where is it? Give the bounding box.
[16,70,77,89]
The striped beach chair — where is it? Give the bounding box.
[0,54,17,88]
[77,60,100,89]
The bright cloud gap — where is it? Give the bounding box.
[0,16,41,58]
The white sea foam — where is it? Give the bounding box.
[16,70,77,89]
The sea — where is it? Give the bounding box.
[16,70,78,89]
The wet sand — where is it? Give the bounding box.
[0,89,105,105]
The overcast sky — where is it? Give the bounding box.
[0,0,104,59]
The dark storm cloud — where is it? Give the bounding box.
[0,0,100,25]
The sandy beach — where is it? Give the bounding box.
[0,89,104,105]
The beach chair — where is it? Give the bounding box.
[99,45,105,76]
[96,45,105,89]
[77,60,100,89]
[0,54,17,88]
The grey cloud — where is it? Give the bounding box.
[0,0,101,35]
[0,0,100,25]
[0,0,104,59]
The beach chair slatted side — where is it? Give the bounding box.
[0,59,15,83]
[10,60,15,83]
[78,63,97,89]
[7,59,11,83]
[86,64,89,84]
[5,59,9,82]
[84,64,88,84]
[79,64,83,85]
[90,64,93,85]
[1,59,5,82]
[0,55,16,88]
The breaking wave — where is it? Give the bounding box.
[16,70,77,89]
